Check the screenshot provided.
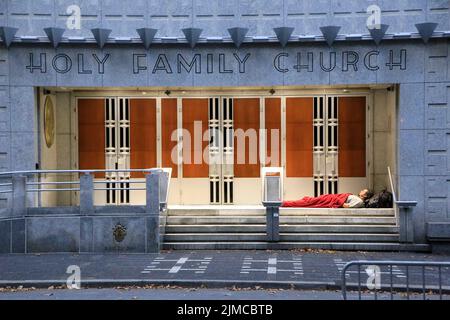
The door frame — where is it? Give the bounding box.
[72,89,374,205]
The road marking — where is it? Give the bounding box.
[169,257,189,273]
[267,258,277,274]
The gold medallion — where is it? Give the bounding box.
[43,96,55,148]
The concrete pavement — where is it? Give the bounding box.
[1,250,450,297]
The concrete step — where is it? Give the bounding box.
[166,225,266,233]
[280,208,395,217]
[166,216,266,225]
[280,216,396,225]
[163,242,430,252]
[166,216,397,225]
[164,233,399,242]
[281,225,399,233]
[165,224,399,234]
[167,208,265,216]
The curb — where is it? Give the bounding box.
[0,279,339,291]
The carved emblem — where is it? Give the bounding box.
[112,224,127,243]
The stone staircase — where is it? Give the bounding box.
[162,206,426,251]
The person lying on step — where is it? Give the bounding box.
[282,189,374,208]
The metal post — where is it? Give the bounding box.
[79,173,94,215]
[263,202,281,242]
[146,171,161,253]
[12,175,27,217]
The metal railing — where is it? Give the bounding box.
[0,168,171,212]
[342,260,450,300]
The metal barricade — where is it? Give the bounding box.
[342,260,450,300]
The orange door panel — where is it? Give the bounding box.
[182,99,209,178]
[130,99,157,178]
[161,98,178,178]
[286,98,313,177]
[78,99,105,178]
[338,97,366,177]
[234,98,260,178]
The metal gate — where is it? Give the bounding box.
[105,97,131,204]
[313,96,339,196]
[208,97,234,204]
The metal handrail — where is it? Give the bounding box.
[0,168,160,176]
[388,166,417,208]
[387,166,397,203]
[342,260,450,300]
[0,169,170,207]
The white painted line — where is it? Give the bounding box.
[267,258,277,274]
[168,257,189,273]
[267,267,277,274]
[169,266,182,273]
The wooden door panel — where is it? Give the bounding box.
[286,98,313,177]
[162,98,178,178]
[265,98,281,167]
[78,99,105,178]
[338,97,366,177]
[182,99,209,178]
[234,98,260,178]
[130,99,157,178]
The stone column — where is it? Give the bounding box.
[12,175,27,217]
[398,202,417,243]
[146,171,161,253]
[79,173,94,215]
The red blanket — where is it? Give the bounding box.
[282,193,352,208]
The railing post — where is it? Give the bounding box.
[79,173,94,215]
[146,171,161,253]
[263,202,281,242]
[397,202,417,243]
[399,207,414,243]
[11,175,27,217]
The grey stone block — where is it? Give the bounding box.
[26,217,80,253]
[398,130,424,176]
[102,47,148,87]
[427,222,450,240]
[0,219,11,253]
[11,132,36,171]
[238,45,284,87]
[399,83,425,130]
[92,216,146,253]
[329,43,378,85]
[399,175,426,244]
[147,47,194,87]
[10,86,36,132]
[8,47,57,86]
[376,42,425,84]
[55,47,103,87]
[11,218,25,253]
[80,217,93,253]
[147,216,160,253]
[284,44,330,86]
[425,42,449,82]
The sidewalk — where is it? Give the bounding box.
[1,250,449,292]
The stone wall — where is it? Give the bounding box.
[0,0,449,245]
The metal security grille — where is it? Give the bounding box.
[313,96,339,196]
[105,98,130,204]
[208,97,234,204]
